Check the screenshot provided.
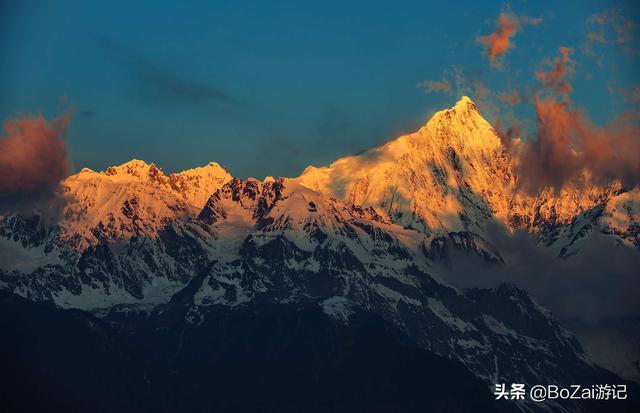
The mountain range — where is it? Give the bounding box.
[1,97,638,412]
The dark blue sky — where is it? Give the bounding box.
[1,0,638,178]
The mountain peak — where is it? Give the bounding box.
[117,159,153,170]
[121,158,150,167]
[102,159,159,180]
[175,161,230,178]
[426,96,481,125]
[168,162,233,209]
[454,95,479,113]
[456,95,475,106]
[418,96,498,151]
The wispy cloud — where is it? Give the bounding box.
[444,222,640,324]
[93,36,234,106]
[584,9,636,51]
[477,13,543,68]
[535,47,574,95]
[498,90,521,105]
[417,80,451,93]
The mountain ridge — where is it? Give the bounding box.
[47,96,638,255]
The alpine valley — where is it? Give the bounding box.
[1,97,639,412]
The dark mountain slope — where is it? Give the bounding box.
[0,291,514,413]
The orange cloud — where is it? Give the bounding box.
[472,12,637,194]
[423,66,498,115]
[477,14,520,68]
[535,47,573,95]
[583,10,638,66]
[417,80,451,93]
[494,115,523,150]
[498,90,522,105]
[0,114,72,211]
[622,86,640,103]
[584,9,636,50]
[516,96,640,193]
[477,14,543,68]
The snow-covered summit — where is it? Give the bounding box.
[418,96,501,151]
[74,159,232,209]
[56,160,232,249]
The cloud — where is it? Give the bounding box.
[78,109,96,118]
[93,36,234,106]
[477,14,519,68]
[604,82,640,107]
[441,221,640,382]
[477,14,542,68]
[463,39,640,194]
[535,47,574,95]
[503,45,640,193]
[419,66,497,115]
[621,86,640,103]
[443,222,640,323]
[493,115,522,149]
[417,80,451,93]
[516,96,640,194]
[584,9,636,51]
[0,114,72,213]
[582,9,638,68]
[497,90,521,105]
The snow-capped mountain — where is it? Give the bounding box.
[59,160,232,248]
[296,96,639,255]
[297,97,507,236]
[0,160,231,253]
[0,178,627,401]
[1,97,638,412]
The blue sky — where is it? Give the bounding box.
[1,0,638,178]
